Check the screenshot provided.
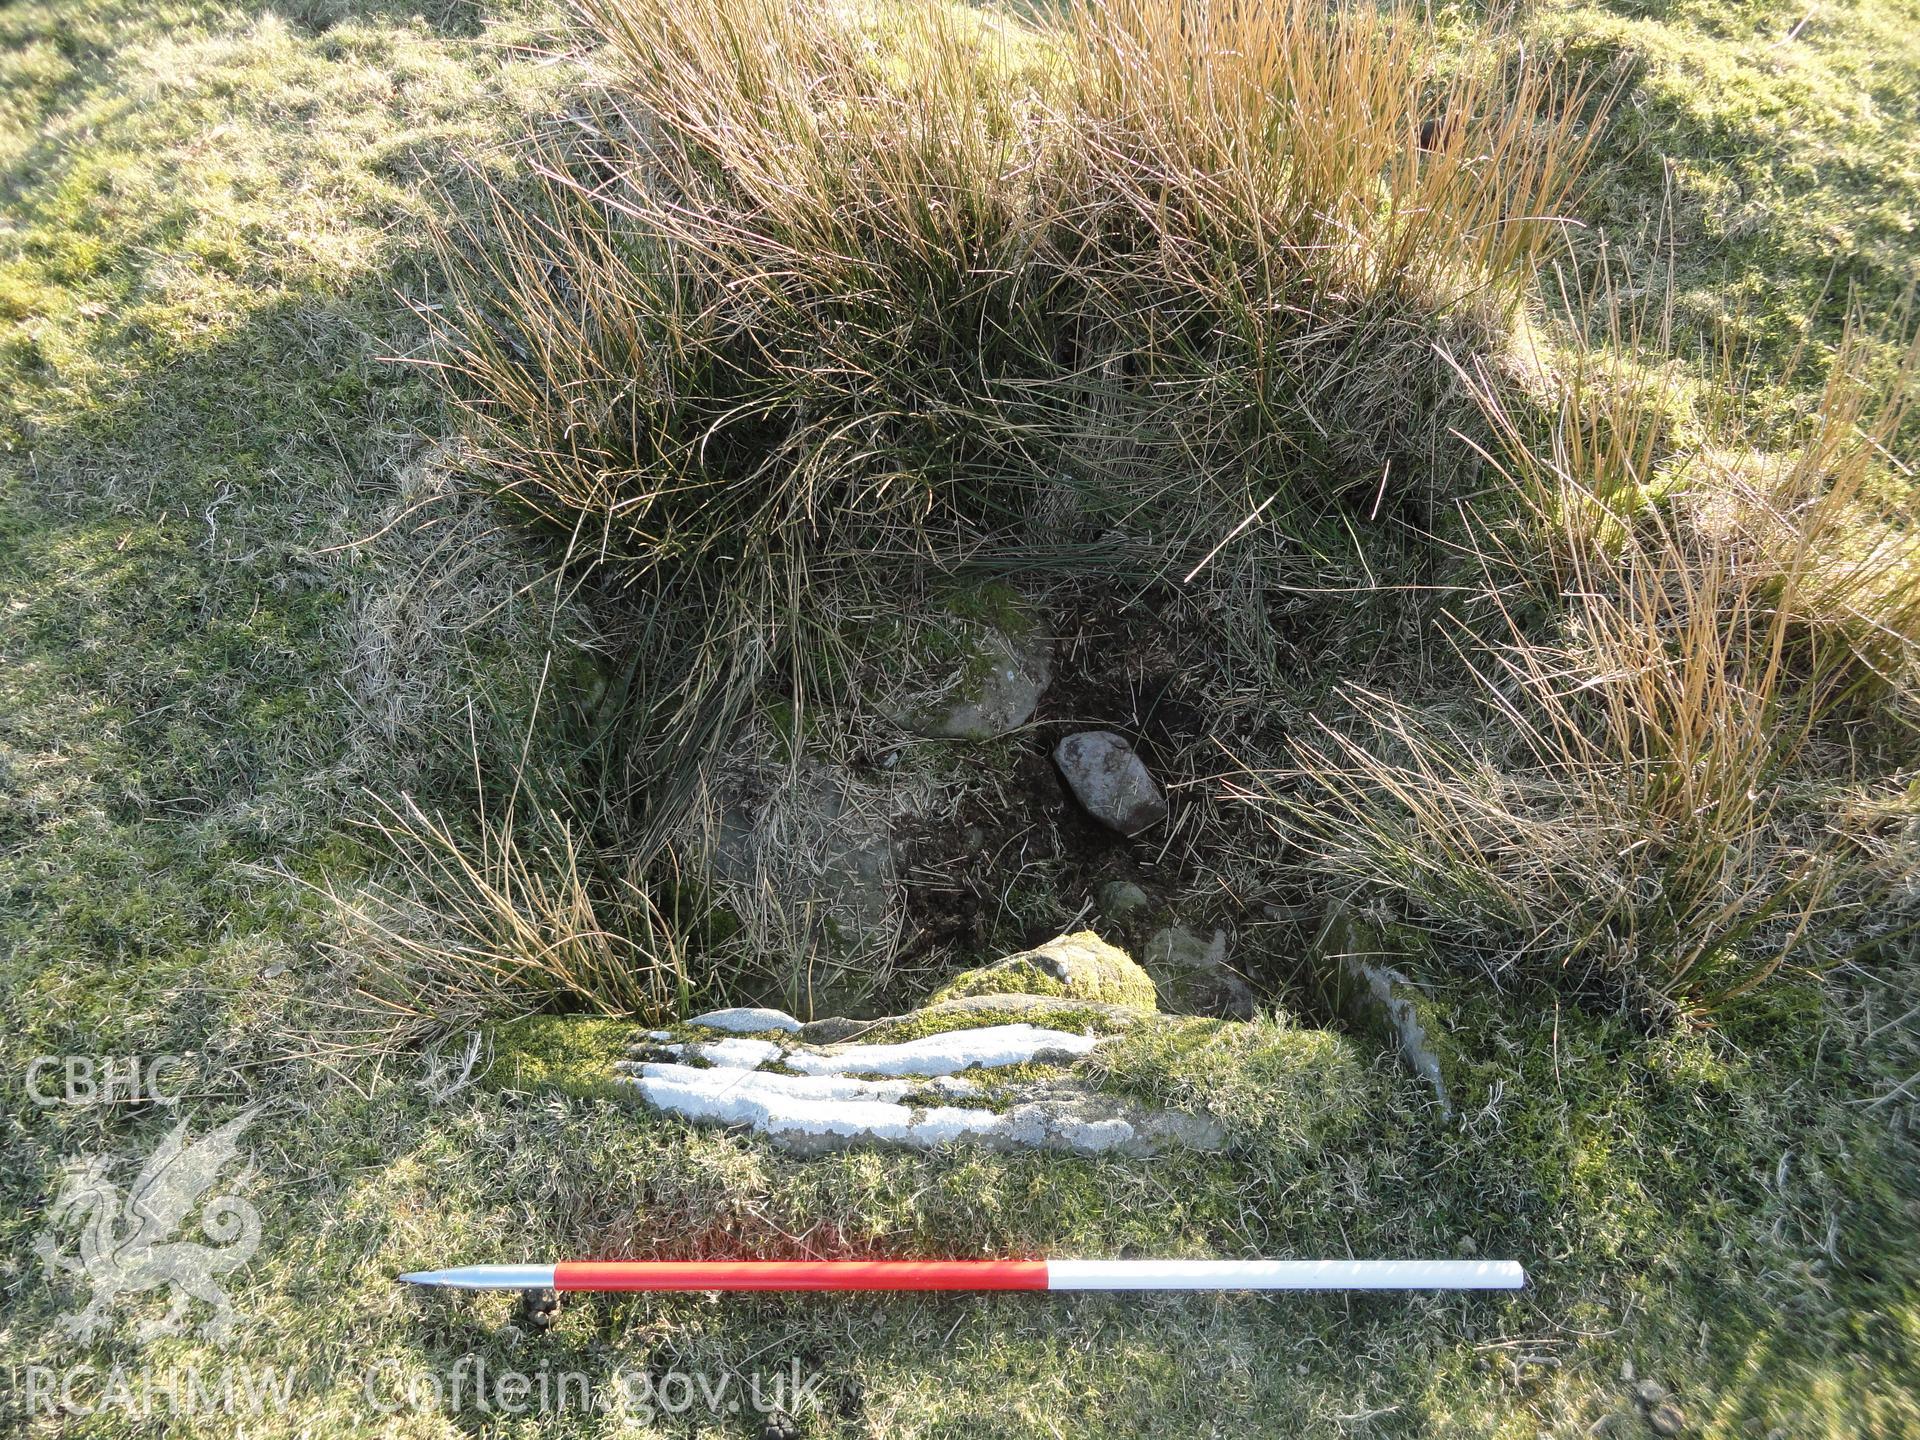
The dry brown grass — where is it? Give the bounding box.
[1465,273,1920,710]
[1243,290,1920,1005]
[324,791,692,1028]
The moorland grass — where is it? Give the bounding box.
[419,0,1601,861]
[419,0,1918,1013]
[2,0,1919,1436]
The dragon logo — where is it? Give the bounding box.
[34,1108,263,1345]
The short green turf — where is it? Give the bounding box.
[4,1,1918,1437]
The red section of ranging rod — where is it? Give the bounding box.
[553,1259,1050,1292]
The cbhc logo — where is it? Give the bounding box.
[25,1056,187,1107]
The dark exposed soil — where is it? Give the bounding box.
[889,585,1232,985]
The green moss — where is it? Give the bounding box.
[932,956,1077,1004]
[859,999,1147,1044]
[1533,0,1920,381]
[938,578,1036,638]
[1396,985,1460,1086]
[1091,1016,1375,1147]
[485,1014,638,1100]
[931,931,1160,1012]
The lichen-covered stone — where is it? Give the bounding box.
[929,931,1159,1012]
[616,1060,1218,1156]
[906,628,1051,740]
[486,926,1373,1161]
[1142,925,1255,1020]
[608,1015,1220,1156]
[688,729,937,1015]
[785,994,1147,1049]
[918,992,1149,1031]
[688,1006,803,1033]
[708,757,897,933]
[785,1022,1103,1077]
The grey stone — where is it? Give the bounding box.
[991,1086,1224,1156]
[1310,905,1453,1117]
[793,1016,878,1045]
[795,992,1150,1041]
[1097,880,1152,918]
[912,630,1051,741]
[1142,925,1255,1020]
[613,1005,1218,1157]
[1144,924,1223,972]
[707,757,897,946]
[1647,1402,1686,1437]
[661,1078,1221,1159]
[607,933,1230,1158]
[1054,731,1166,835]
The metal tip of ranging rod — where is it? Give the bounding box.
[398,1265,556,1290]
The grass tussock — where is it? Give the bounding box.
[420,0,1603,831]
[1248,290,1920,1004]
[1470,267,1920,708]
[325,791,692,1028]
[406,0,1917,1020]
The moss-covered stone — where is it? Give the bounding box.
[1096,879,1152,920]
[1308,904,1459,1115]
[1141,924,1255,1019]
[930,931,1160,1012]
[903,624,1051,741]
[939,579,1037,638]
[855,994,1149,1044]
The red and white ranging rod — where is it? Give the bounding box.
[399,1259,1523,1293]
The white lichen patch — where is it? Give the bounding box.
[621,1061,1208,1155]
[664,1037,786,1069]
[621,1063,1007,1149]
[648,1022,1101,1077]
[687,1006,804,1034]
[782,1024,1103,1077]
[613,1062,976,1104]
[614,983,1213,1152]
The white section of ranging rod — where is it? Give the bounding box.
[1044,1259,1524,1290]
[399,1265,556,1290]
